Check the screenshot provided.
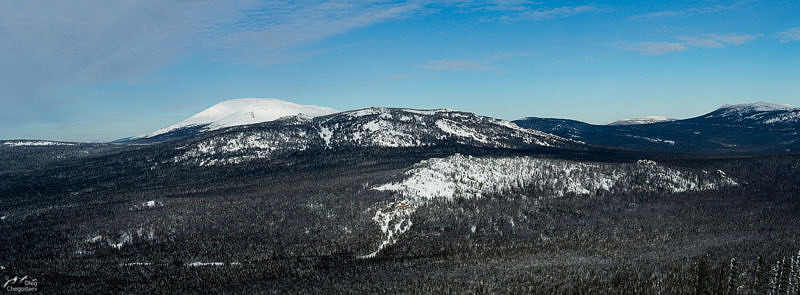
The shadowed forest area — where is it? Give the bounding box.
[1,143,799,293]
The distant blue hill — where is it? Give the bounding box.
[513,102,800,155]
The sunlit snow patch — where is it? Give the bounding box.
[361,154,737,257]
[142,98,338,138]
[119,262,152,266]
[171,107,575,166]
[187,262,225,267]
[360,200,416,258]
[81,227,156,252]
[130,200,163,211]
[3,141,75,147]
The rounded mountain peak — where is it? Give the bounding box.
[144,98,338,138]
[718,102,797,113]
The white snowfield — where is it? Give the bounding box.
[142,98,338,138]
[119,262,152,266]
[186,262,225,267]
[172,107,573,166]
[376,155,736,202]
[624,134,676,145]
[719,102,797,113]
[709,102,800,125]
[81,227,156,252]
[361,154,738,258]
[129,200,163,211]
[118,261,241,267]
[608,116,675,126]
[764,112,800,124]
[3,141,75,147]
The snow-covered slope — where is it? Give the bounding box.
[361,154,737,257]
[705,102,800,125]
[608,116,675,126]
[171,107,580,166]
[718,102,797,113]
[140,98,338,139]
[376,155,736,202]
[2,140,76,147]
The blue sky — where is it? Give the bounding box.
[1,0,799,142]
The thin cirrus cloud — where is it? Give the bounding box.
[705,33,758,45]
[617,42,689,56]
[207,1,424,66]
[619,33,757,55]
[628,0,754,21]
[0,1,422,87]
[418,59,491,71]
[778,27,800,43]
[417,50,538,72]
[0,0,436,119]
[0,0,433,128]
[629,10,683,20]
[496,5,598,21]
[388,74,440,80]
[677,34,758,48]
[456,0,539,11]
[0,0,599,112]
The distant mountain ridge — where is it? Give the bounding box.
[513,102,800,155]
[700,102,800,127]
[170,107,581,166]
[70,99,800,156]
[608,116,675,126]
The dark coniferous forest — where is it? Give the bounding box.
[2,106,800,294]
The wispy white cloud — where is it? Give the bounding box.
[210,1,423,66]
[630,10,683,20]
[418,59,491,71]
[0,0,426,118]
[675,37,725,49]
[417,49,537,72]
[0,0,602,115]
[454,0,542,11]
[448,1,598,21]
[629,0,755,21]
[778,27,800,43]
[388,74,440,80]
[489,50,540,60]
[708,33,758,45]
[0,1,215,88]
[299,85,356,90]
[497,5,598,21]
[621,33,757,55]
[617,42,689,56]
[677,33,758,48]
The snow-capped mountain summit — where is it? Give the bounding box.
[171,107,580,166]
[704,101,800,126]
[129,98,338,141]
[608,116,675,126]
[717,102,797,113]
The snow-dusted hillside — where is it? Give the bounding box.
[608,116,675,126]
[2,140,75,147]
[172,107,578,166]
[718,102,796,113]
[514,101,800,155]
[138,98,338,139]
[376,155,736,202]
[361,154,737,257]
[705,102,800,125]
